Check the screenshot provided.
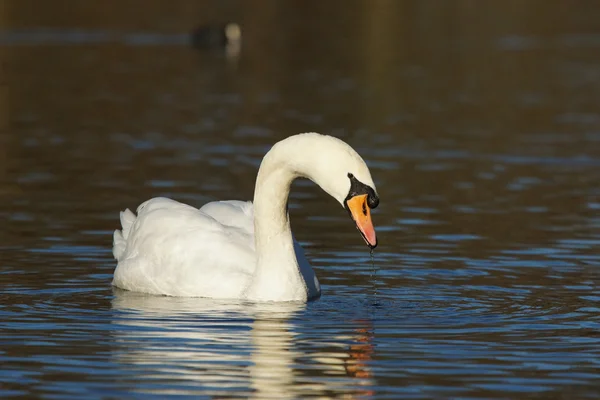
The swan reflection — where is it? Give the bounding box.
[111,289,374,398]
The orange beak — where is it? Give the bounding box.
[345,194,377,249]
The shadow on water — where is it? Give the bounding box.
[1,1,600,398]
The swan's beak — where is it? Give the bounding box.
[345,194,377,249]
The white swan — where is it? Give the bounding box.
[112,133,379,301]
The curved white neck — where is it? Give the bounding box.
[243,133,376,301]
[246,148,307,301]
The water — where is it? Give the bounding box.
[1,1,600,398]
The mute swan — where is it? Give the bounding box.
[112,133,379,301]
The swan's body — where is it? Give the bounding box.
[112,133,379,302]
[112,198,318,300]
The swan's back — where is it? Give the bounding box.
[112,197,257,298]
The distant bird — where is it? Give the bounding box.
[191,22,242,55]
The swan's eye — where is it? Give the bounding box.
[347,173,354,178]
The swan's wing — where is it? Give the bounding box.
[199,200,255,238]
[112,197,257,298]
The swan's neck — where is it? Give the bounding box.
[246,153,308,301]
[243,132,372,301]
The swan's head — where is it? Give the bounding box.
[278,133,380,249]
[343,172,379,249]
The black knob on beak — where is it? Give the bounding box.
[367,194,379,209]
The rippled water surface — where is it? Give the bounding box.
[1,1,600,399]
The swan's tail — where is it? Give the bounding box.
[112,208,136,260]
